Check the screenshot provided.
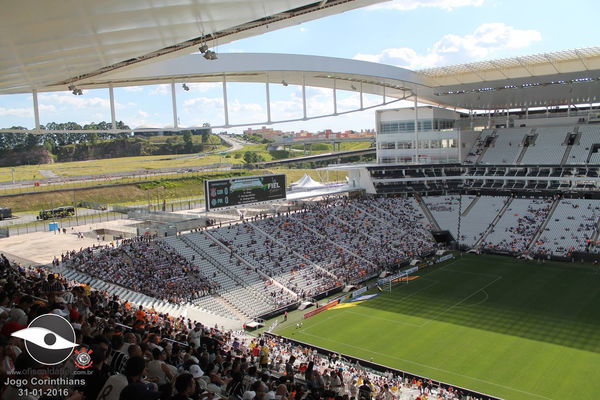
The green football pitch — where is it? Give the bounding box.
[275,254,600,400]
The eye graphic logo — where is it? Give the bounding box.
[11,314,77,365]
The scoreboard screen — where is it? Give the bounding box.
[205,174,286,211]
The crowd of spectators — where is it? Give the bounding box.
[210,223,339,299]
[0,253,482,400]
[532,200,600,256]
[481,199,552,253]
[62,236,219,303]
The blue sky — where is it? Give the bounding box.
[1,0,598,133]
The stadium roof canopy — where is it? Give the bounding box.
[69,48,600,112]
[418,47,600,110]
[2,1,599,117]
[0,0,382,94]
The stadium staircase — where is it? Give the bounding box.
[289,214,378,269]
[515,130,533,164]
[202,230,299,299]
[414,194,442,231]
[475,130,495,163]
[560,127,578,165]
[246,221,338,280]
[474,197,514,249]
[591,218,600,243]
[178,235,256,320]
[168,232,285,318]
[525,198,561,251]
[461,196,480,217]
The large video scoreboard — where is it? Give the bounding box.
[205,174,286,211]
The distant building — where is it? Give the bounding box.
[243,126,286,141]
[376,106,460,164]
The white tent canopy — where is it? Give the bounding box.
[290,174,326,189]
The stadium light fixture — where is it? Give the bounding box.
[351,85,357,90]
[282,80,288,86]
[182,83,190,91]
[198,44,209,53]
[203,50,217,60]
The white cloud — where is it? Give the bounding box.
[0,104,55,118]
[38,93,113,109]
[122,86,144,92]
[183,97,224,110]
[353,23,541,69]
[185,82,221,93]
[149,84,170,96]
[138,111,149,117]
[369,0,483,11]
[0,106,33,118]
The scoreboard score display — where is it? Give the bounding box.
[205,174,286,211]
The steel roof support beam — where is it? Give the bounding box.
[359,82,363,110]
[265,79,271,123]
[171,80,178,129]
[544,54,561,74]
[222,75,229,127]
[333,78,337,115]
[515,57,534,76]
[302,73,307,120]
[414,91,419,165]
[109,84,116,130]
[32,89,40,132]
[573,49,591,71]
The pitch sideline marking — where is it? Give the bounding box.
[297,331,553,400]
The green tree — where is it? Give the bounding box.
[182,130,193,152]
[243,151,264,164]
[87,132,98,145]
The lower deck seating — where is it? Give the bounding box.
[532,199,600,255]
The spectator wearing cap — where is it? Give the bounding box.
[8,295,32,326]
[243,390,256,400]
[189,364,208,390]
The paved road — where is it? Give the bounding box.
[0,207,105,227]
